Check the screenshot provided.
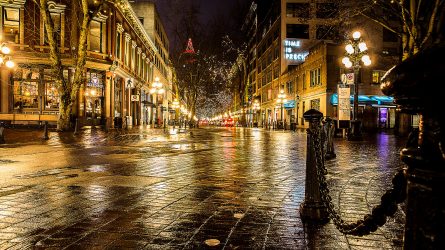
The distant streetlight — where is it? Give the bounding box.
[276,90,287,130]
[150,77,164,128]
[252,100,260,127]
[342,31,371,141]
[172,98,180,128]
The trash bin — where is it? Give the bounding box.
[114,117,123,128]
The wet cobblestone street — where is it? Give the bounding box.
[0,127,406,249]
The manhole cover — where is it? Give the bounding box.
[204,239,220,246]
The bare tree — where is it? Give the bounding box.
[35,0,105,130]
[337,0,445,59]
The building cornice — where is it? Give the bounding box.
[112,0,157,57]
[0,0,25,8]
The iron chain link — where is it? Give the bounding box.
[311,123,407,236]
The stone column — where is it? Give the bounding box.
[0,69,10,113]
[104,72,112,129]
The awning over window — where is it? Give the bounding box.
[283,100,295,109]
[330,94,394,105]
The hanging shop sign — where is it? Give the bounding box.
[338,85,351,121]
[131,95,139,102]
[284,39,309,65]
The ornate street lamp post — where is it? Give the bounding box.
[172,98,180,128]
[342,31,371,141]
[149,77,165,128]
[252,100,260,128]
[276,90,287,130]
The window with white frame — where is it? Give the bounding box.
[310,68,321,87]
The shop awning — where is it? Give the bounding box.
[283,100,295,109]
[369,96,394,104]
[330,94,394,105]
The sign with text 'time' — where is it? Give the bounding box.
[284,39,309,65]
[338,85,351,121]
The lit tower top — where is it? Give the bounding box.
[182,38,196,64]
[184,38,195,54]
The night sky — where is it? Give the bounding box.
[155,0,241,25]
[152,0,249,50]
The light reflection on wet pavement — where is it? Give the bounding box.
[0,127,405,249]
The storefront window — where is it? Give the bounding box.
[3,8,20,43]
[45,81,59,109]
[13,81,39,110]
[114,77,122,117]
[85,72,104,118]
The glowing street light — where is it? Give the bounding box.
[0,43,14,69]
[150,77,164,128]
[252,99,260,127]
[276,90,287,130]
[341,30,372,141]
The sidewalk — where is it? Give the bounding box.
[0,126,406,249]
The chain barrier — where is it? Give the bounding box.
[311,122,407,236]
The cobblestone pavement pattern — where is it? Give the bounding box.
[0,126,406,249]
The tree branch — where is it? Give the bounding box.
[420,0,441,48]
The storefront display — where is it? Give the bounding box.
[12,68,61,113]
[85,72,104,119]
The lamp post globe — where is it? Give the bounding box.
[341,31,372,141]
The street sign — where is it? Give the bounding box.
[131,95,139,102]
[341,73,354,85]
[126,78,134,89]
[338,85,351,121]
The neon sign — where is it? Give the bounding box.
[284,39,308,64]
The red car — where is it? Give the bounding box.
[224,118,234,127]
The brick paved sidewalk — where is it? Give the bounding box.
[0,127,406,249]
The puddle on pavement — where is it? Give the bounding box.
[205,239,220,246]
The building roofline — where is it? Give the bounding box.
[113,0,158,56]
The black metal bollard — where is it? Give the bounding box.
[381,44,445,249]
[0,122,5,144]
[42,121,49,140]
[324,117,336,160]
[300,109,329,223]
